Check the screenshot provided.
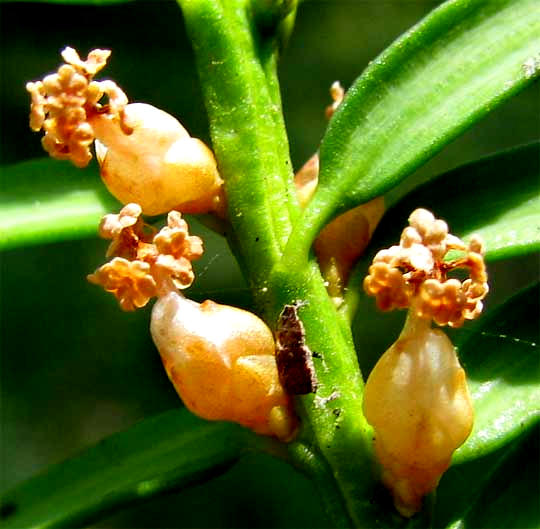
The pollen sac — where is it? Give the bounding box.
[26,47,124,168]
[150,291,297,441]
[88,205,203,310]
[363,317,473,517]
[364,208,488,327]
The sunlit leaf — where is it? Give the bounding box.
[287,0,540,255]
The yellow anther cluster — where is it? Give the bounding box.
[26,47,128,168]
[364,208,488,327]
[88,204,203,310]
[99,203,150,259]
[153,211,204,262]
[89,258,156,312]
[61,47,110,76]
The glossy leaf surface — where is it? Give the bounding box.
[287,0,540,257]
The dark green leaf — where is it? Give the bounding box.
[383,143,538,262]
[285,0,540,259]
[0,408,259,529]
[0,158,120,251]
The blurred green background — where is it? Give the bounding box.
[1,1,538,527]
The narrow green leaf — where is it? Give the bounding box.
[0,159,120,251]
[285,0,540,261]
[343,144,540,321]
[453,283,540,464]
[0,409,260,529]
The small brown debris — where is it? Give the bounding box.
[275,302,318,395]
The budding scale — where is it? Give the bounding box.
[363,315,473,517]
[363,208,488,517]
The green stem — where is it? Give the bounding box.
[287,441,353,528]
[178,0,299,289]
[267,259,377,528]
[0,409,265,529]
[259,44,301,230]
[179,1,379,526]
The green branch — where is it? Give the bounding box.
[179,2,376,526]
[178,0,299,289]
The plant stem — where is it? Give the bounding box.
[178,0,299,289]
[179,1,379,526]
[267,260,377,528]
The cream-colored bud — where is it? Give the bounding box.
[150,291,297,440]
[91,103,224,216]
[294,153,319,208]
[363,314,473,516]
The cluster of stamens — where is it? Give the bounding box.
[364,208,488,327]
[87,204,203,311]
[26,47,128,167]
